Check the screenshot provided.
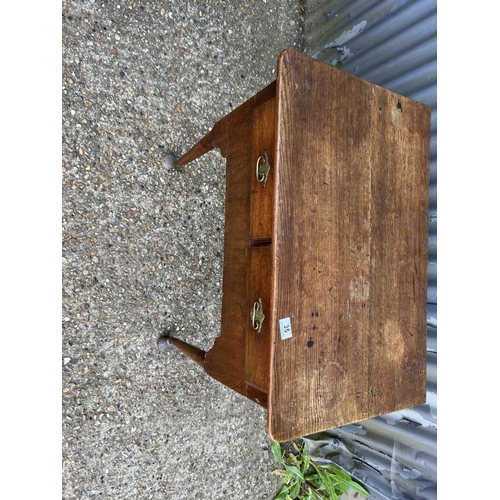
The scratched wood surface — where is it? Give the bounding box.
[268,49,430,441]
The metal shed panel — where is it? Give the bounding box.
[302,1,437,498]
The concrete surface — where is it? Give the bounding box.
[62,1,306,499]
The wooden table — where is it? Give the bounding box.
[158,49,431,442]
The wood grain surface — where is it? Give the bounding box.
[268,49,430,441]
[245,98,277,395]
[250,98,276,239]
[202,81,276,408]
[169,49,430,440]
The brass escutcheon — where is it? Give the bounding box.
[250,298,265,333]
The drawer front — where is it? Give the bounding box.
[245,245,272,392]
[250,98,276,241]
[245,98,276,393]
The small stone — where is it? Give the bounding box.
[64,357,71,365]
[115,34,121,41]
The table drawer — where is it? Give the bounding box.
[250,97,276,241]
[245,245,272,393]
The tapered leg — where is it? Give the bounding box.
[163,81,276,171]
[163,129,217,169]
[157,334,206,368]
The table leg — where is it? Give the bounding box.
[157,333,206,368]
[163,129,216,169]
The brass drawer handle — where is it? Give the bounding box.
[256,151,271,187]
[250,298,265,333]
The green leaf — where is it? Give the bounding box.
[273,469,290,478]
[305,473,322,489]
[333,476,349,495]
[272,440,370,499]
[325,470,370,498]
[322,472,340,500]
[284,463,304,482]
[272,442,285,465]
[310,461,342,499]
[305,485,323,500]
[289,480,301,499]
[323,463,350,482]
[273,491,290,500]
[301,451,311,476]
[274,480,298,500]
[311,461,327,482]
[342,478,370,497]
[273,487,287,499]
[287,452,301,467]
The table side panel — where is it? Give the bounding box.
[245,98,277,394]
[204,89,277,408]
[204,111,253,396]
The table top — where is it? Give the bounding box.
[267,50,430,441]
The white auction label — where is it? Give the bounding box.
[279,317,292,340]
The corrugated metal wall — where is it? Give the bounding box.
[301,1,437,499]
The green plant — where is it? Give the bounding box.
[271,441,370,500]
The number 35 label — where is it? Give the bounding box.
[279,317,292,340]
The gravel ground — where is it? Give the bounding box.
[62,1,305,499]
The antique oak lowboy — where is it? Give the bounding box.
[158,49,431,442]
